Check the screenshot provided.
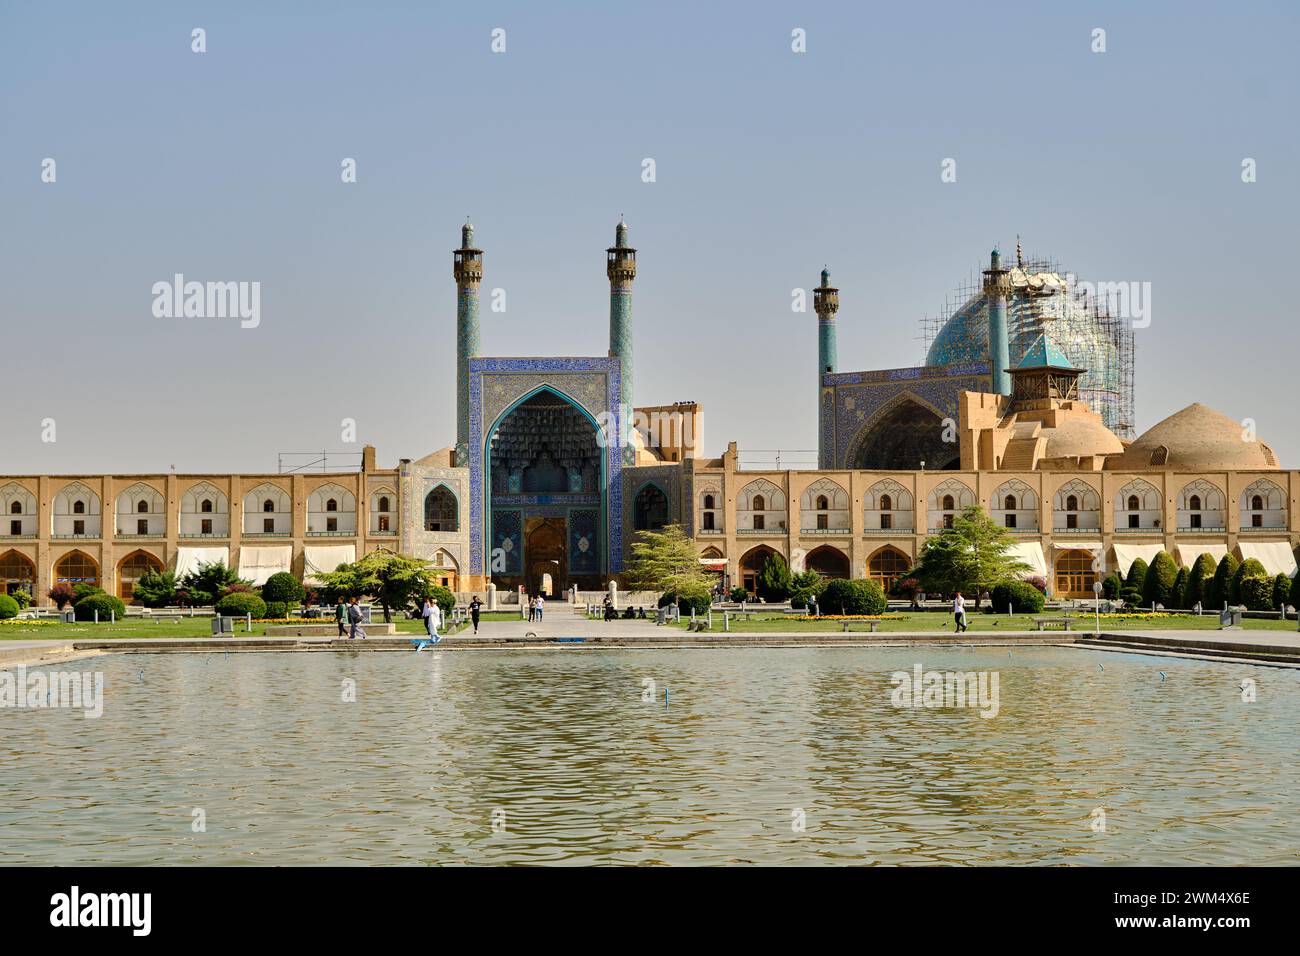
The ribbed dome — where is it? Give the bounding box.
[1113,403,1278,471]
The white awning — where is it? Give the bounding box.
[1052,541,1102,553]
[1238,541,1298,578]
[304,544,357,583]
[174,546,230,578]
[1112,543,1165,577]
[237,546,293,586]
[1006,541,1047,578]
[1176,543,1228,568]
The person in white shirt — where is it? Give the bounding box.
[952,592,968,633]
[421,597,443,643]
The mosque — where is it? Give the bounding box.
[2,222,1296,605]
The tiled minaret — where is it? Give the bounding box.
[607,217,637,460]
[983,246,1012,396]
[453,221,483,467]
[814,267,839,468]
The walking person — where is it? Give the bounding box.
[469,595,482,634]
[335,597,347,638]
[952,591,968,633]
[526,594,535,624]
[348,597,365,640]
[421,595,442,644]
[534,595,544,623]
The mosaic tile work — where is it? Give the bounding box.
[820,363,991,468]
[490,508,522,575]
[568,508,599,575]
[468,357,623,578]
[621,465,682,550]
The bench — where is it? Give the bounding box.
[1034,618,1073,631]
[840,621,880,633]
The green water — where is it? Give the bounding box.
[1,647,1296,865]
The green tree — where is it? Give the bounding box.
[10,588,32,610]
[1230,558,1267,605]
[623,524,713,597]
[789,569,826,610]
[912,505,1029,606]
[312,552,438,623]
[757,553,792,602]
[1141,551,1178,607]
[1170,567,1189,609]
[179,561,248,606]
[1185,553,1218,608]
[1205,554,1239,610]
[1101,572,1122,600]
[132,569,178,608]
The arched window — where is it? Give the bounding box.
[54,551,98,587]
[1251,495,1263,511]
[942,494,954,510]
[0,550,36,593]
[1066,495,1078,511]
[1055,549,1098,598]
[702,511,715,530]
[136,500,148,513]
[703,494,715,510]
[753,495,765,512]
[118,551,163,603]
[9,502,19,514]
[1004,494,1017,511]
[326,498,338,512]
[424,486,458,532]
[201,499,213,513]
[1127,495,1139,511]
[880,494,892,511]
[1189,495,1201,511]
[816,495,829,511]
[263,499,275,513]
[868,547,911,593]
[73,500,85,515]
[378,496,390,512]
[634,485,669,531]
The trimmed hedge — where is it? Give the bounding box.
[1239,575,1274,612]
[0,594,19,620]
[1142,551,1178,607]
[1170,567,1190,609]
[263,601,289,619]
[214,592,267,619]
[428,586,455,618]
[1101,573,1122,600]
[1185,553,1218,608]
[1231,558,1268,605]
[820,579,887,616]
[990,580,1045,614]
[1273,573,1293,611]
[261,572,306,606]
[74,593,126,622]
[1205,554,1239,610]
[660,588,711,616]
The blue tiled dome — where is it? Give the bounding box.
[925,272,1128,435]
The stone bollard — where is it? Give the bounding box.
[608,580,619,611]
[723,611,730,632]
[487,582,497,611]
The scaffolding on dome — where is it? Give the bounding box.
[919,251,1136,439]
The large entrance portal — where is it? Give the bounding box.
[851,399,960,470]
[486,386,605,591]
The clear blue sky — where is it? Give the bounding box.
[3,0,1297,473]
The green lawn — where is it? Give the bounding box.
[673,611,1299,633]
[0,614,479,641]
